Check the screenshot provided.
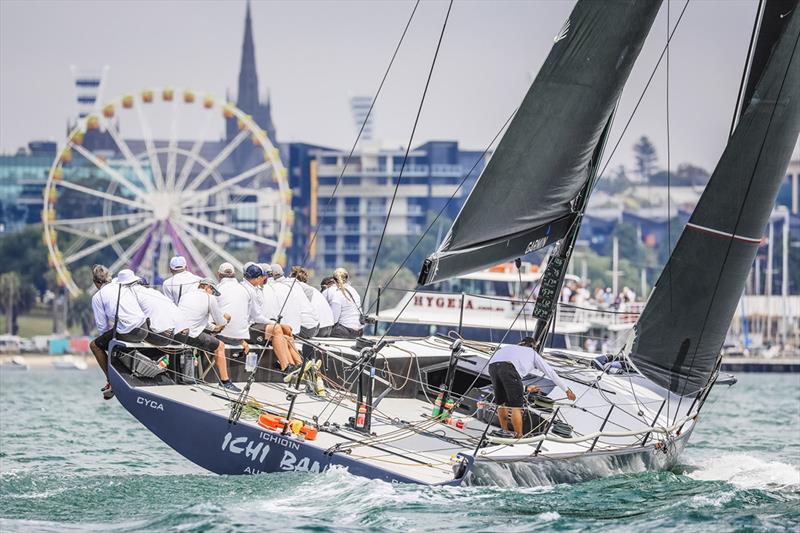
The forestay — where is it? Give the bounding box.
[628,2,800,396]
[418,0,663,286]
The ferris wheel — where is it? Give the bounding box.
[42,88,294,296]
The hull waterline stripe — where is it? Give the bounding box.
[686,222,762,244]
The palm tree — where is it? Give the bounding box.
[0,272,21,334]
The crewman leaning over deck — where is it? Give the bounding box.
[240,263,301,373]
[162,255,201,305]
[174,278,238,391]
[488,337,576,438]
[324,267,363,339]
[89,266,150,400]
[291,267,334,337]
[215,262,251,359]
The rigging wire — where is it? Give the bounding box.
[363,0,454,309]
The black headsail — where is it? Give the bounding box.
[418,0,663,286]
[628,2,800,396]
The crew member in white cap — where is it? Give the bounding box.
[215,262,251,357]
[174,278,238,391]
[89,266,150,400]
[162,255,201,305]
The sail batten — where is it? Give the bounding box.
[419,0,663,286]
[629,2,800,396]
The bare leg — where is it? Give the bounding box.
[497,405,510,432]
[510,407,524,438]
[214,341,229,381]
[90,341,108,379]
[267,326,291,370]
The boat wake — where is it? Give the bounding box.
[686,453,800,490]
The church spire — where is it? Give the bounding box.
[237,0,259,114]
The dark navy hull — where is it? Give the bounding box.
[108,350,470,485]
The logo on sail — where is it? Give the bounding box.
[554,18,570,43]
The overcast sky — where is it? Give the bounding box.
[2,0,792,173]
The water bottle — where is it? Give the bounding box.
[245,351,257,373]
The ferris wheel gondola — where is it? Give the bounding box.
[42,88,293,295]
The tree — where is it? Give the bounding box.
[597,165,633,195]
[633,135,658,182]
[0,272,36,335]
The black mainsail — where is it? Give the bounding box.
[628,2,800,396]
[418,0,663,286]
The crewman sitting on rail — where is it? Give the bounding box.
[214,262,251,360]
[131,277,180,347]
[267,264,316,339]
[174,278,239,391]
[240,263,302,374]
[488,337,577,438]
[89,265,150,400]
[291,267,335,338]
[161,255,201,305]
[323,267,363,339]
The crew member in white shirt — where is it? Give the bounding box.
[174,278,238,391]
[89,266,149,400]
[132,280,179,346]
[162,256,201,304]
[272,264,319,339]
[324,267,362,338]
[240,264,301,372]
[488,337,576,438]
[291,266,334,337]
[215,263,251,358]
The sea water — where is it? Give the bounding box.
[0,370,797,532]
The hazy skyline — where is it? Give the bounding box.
[1,0,785,173]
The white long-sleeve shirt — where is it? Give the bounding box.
[491,345,570,393]
[301,282,334,329]
[278,278,318,329]
[132,286,180,332]
[176,290,225,338]
[216,277,250,340]
[324,284,361,330]
[91,282,147,334]
[162,270,201,304]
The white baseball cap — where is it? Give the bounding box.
[116,269,141,285]
[169,256,187,270]
[218,262,235,275]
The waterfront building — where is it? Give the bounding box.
[287,141,487,273]
[0,142,56,232]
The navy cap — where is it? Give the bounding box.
[244,264,264,280]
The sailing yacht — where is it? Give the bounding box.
[105,0,800,485]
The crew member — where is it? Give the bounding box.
[273,264,319,339]
[162,255,201,304]
[291,267,334,337]
[89,266,150,400]
[215,262,251,358]
[240,263,302,373]
[324,267,362,338]
[488,337,577,438]
[174,278,239,391]
[132,279,180,347]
